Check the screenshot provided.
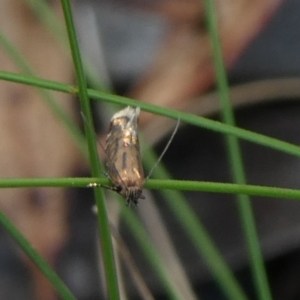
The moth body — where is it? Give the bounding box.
[106,106,145,205]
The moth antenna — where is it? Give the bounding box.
[145,118,180,182]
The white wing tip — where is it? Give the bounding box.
[111,106,140,121]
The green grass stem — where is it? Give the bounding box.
[0,71,300,160]
[25,0,110,92]
[0,2,294,299]
[118,199,183,300]
[204,1,272,299]
[0,210,76,300]
[0,178,299,200]
[60,1,119,299]
[143,149,248,300]
[0,71,300,157]
[25,0,67,44]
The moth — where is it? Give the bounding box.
[87,106,179,206]
[105,106,145,206]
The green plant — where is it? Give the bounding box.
[0,1,299,300]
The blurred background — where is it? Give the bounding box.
[1,0,300,299]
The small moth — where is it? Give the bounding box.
[86,106,179,206]
[105,106,145,206]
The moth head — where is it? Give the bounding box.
[125,187,145,206]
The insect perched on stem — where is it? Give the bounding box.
[105,106,145,206]
[87,106,179,206]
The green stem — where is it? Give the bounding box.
[25,0,111,92]
[119,199,182,300]
[0,210,76,300]
[143,149,249,300]
[1,71,300,160]
[0,178,299,201]
[204,1,272,299]
[60,1,119,299]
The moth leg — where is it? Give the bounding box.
[87,182,118,192]
[126,198,137,207]
[94,170,115,185]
